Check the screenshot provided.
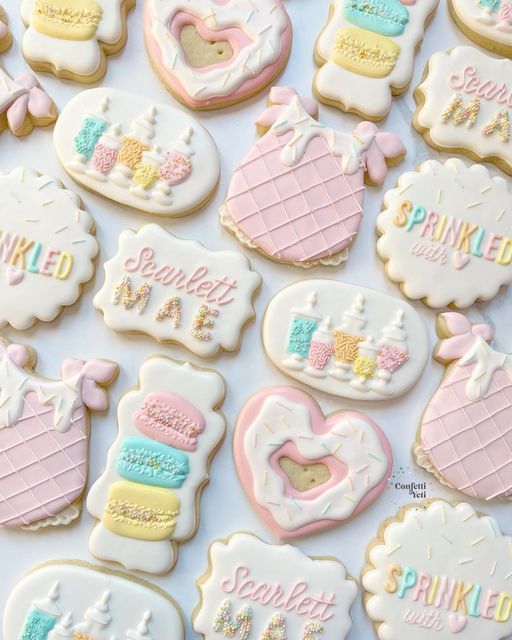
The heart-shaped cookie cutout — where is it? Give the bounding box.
[453,251,470,270]
[180,24,234,68]
[6,267,24,286]
[448,614,467,633]
[234,386,393,539]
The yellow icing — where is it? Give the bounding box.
[32,0,103,41]
[331,27,400,79]
[103,480,180,541]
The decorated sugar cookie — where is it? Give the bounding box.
[263,279,429,401]
[0,6,12,52]
[449,0,512,58]
[54,87,220,216]
[21,0,135,83]
[221,86,405,268]
[377,158,512,308]
[0,338,118,530]
[193,532,357,640]
[3,560,184,640]
[234,386,392,539]
[313,0,439,120]
[94,224,261,358]
[415,313,512,502]
[143,0,292,110]
[414,46,512,176]
[0,168,98,330]
[362,500,512,639]
[87,356,225,574]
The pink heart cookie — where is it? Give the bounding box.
[234,386,393,539]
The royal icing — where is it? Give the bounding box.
[415,46,512,176]
[450,0,512,56]
[0,6,12,53]
[221,86,405,267]
[21,0,135,82]
[314,0,439,119]
[3,561,184,640]
[415,313,512,502]
[263,279,428,401]
[87,356,225,574]
[377,158,512,308]
[0,338,117,530]
[193,532,357,640]
[363,500,512,639]
[143,0,292,109]
[0,168,98,330]
[233,386,392,539]
[94,224,261,358]
[54,88,220,216]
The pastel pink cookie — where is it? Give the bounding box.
[417,312,512,501]
[221,87,405,267]
[234,386,393,539]
[0,339,118,530]
[143,0,292,109]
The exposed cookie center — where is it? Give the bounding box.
[279,456,332,492]
[180,25,234,68]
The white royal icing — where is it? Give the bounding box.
[87,357,225,574]
[314,0,439,119]
[146,0,290,101]
[193,532,357,640]
[363,500,512,640]
[2,562,183,640]
[450,0,512,52]
[377,158,512,308]
[93,223,261,358]
[0,168,97,330]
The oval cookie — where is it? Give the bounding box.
[449,0,512,58]
[263,279,429,401]
[54,87,220,216]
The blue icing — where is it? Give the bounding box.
[286,315,318,358]
[19,609,57,640]
[73,117,108,158]
[117,437,190,488]
[343,0,410,36]
[479,0,500,9]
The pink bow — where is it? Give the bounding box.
[256,86,318,128]
[354,121,406,185]
[61,358,118,411]
[6,72,55,134]
[436,312,494,362]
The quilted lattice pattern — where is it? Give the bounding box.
[226,131,365,263]
[0,391,87,527]
[421,364,512,501]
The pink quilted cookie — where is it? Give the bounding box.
[221,86,405,268]
[0,338,118,530]
[415,312,512,501]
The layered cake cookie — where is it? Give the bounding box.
[363,500,512,639]
[3,560,184,640]
[234,386,393,539]
[449,0,512,58]
[314,0,439,120]
[0,338,118,530]
[415,312,512,502]
[221,86,405,268]
[21,0,135,83]
[54,87,220,216]
[87,356,225,574]
[143,0,292,109]
[263,279,429,400]
[377,158,512,308]
[193,532,357,640]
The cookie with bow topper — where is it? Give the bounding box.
[415,312,512,502]
[377,158,512,308]
[0,6,56,137]
[0,338,118,530]
[221,86,405,268]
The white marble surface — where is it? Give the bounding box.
[1,0,511,637]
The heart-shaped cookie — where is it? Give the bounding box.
[180,24,234,68]
[234,386,393,539]
[449,614,467,633]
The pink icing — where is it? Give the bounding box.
[308,341,333,371]
[377,343,409,373]
[133,391,206,451]
[354,121,406,186]
[0,21,8,40]
[436,312,494,362]
[143,2,292,108]
[499,3,512,22]
[159,150,192,185]
[449,66,512,108]
[91,143,119,174]
[6,72,54,134]
[256,86,318,128]
[233,386,393,540]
